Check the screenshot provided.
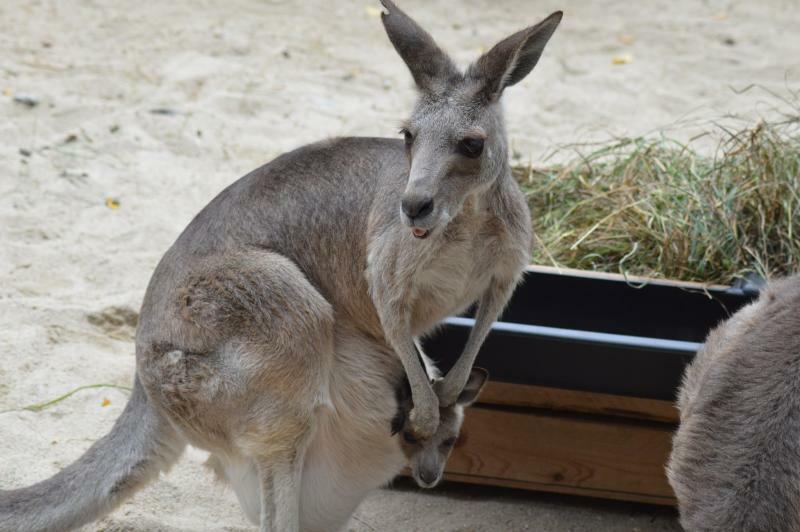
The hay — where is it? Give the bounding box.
[516,118,800,284]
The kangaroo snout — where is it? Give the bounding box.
[417,468,440,487]
[401,196,433,220]
[401,194,435,238]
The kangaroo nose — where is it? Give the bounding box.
[419,469,439,486]
[402,197,434,220]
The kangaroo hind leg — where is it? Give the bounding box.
[140,249,335,531]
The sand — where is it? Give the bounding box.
[0,0,797,530]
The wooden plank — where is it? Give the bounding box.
[526,264,731,291]
[445,405,677,505]
[479,381,680,424]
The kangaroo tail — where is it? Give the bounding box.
[0,376,185,532]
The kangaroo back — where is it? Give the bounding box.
[0,378,184,532]
[668,275,800,531]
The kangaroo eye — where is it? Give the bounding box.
[402,431,418,444]
[400,128,414,147]
[441,437,457,449]
[457,137,484,158]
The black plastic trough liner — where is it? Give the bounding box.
[424,266,759,402]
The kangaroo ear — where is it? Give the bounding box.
[456,368,489,406]
[380,0,459,93]
[468,11,562,100]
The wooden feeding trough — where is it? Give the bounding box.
[424,265,758,505]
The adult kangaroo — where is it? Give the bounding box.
[0,2,562,531]
[668,274,800,531]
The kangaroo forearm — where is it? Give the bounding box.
[381,313,435,394]
[393,334,436,400]
[371,289,439,434]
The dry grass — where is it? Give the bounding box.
[515,118,800,284]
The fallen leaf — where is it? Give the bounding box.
[612,53,634,65]
[105,197,120,209]
[365,5,382,17]
[101,398,111,407]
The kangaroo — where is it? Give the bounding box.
[667,274,800,532]
[390,347,489,488]
[0,2,562,531]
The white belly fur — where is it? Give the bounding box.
[215,332,406,532]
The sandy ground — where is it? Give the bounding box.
[1,0,798,530]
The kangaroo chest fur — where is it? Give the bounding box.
[410,219,503,332]
[366,192,526,338]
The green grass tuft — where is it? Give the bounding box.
[0,384,132,414]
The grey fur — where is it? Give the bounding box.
[0,2,561,531]
[668,274,800,531]
[393,363,489,489]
